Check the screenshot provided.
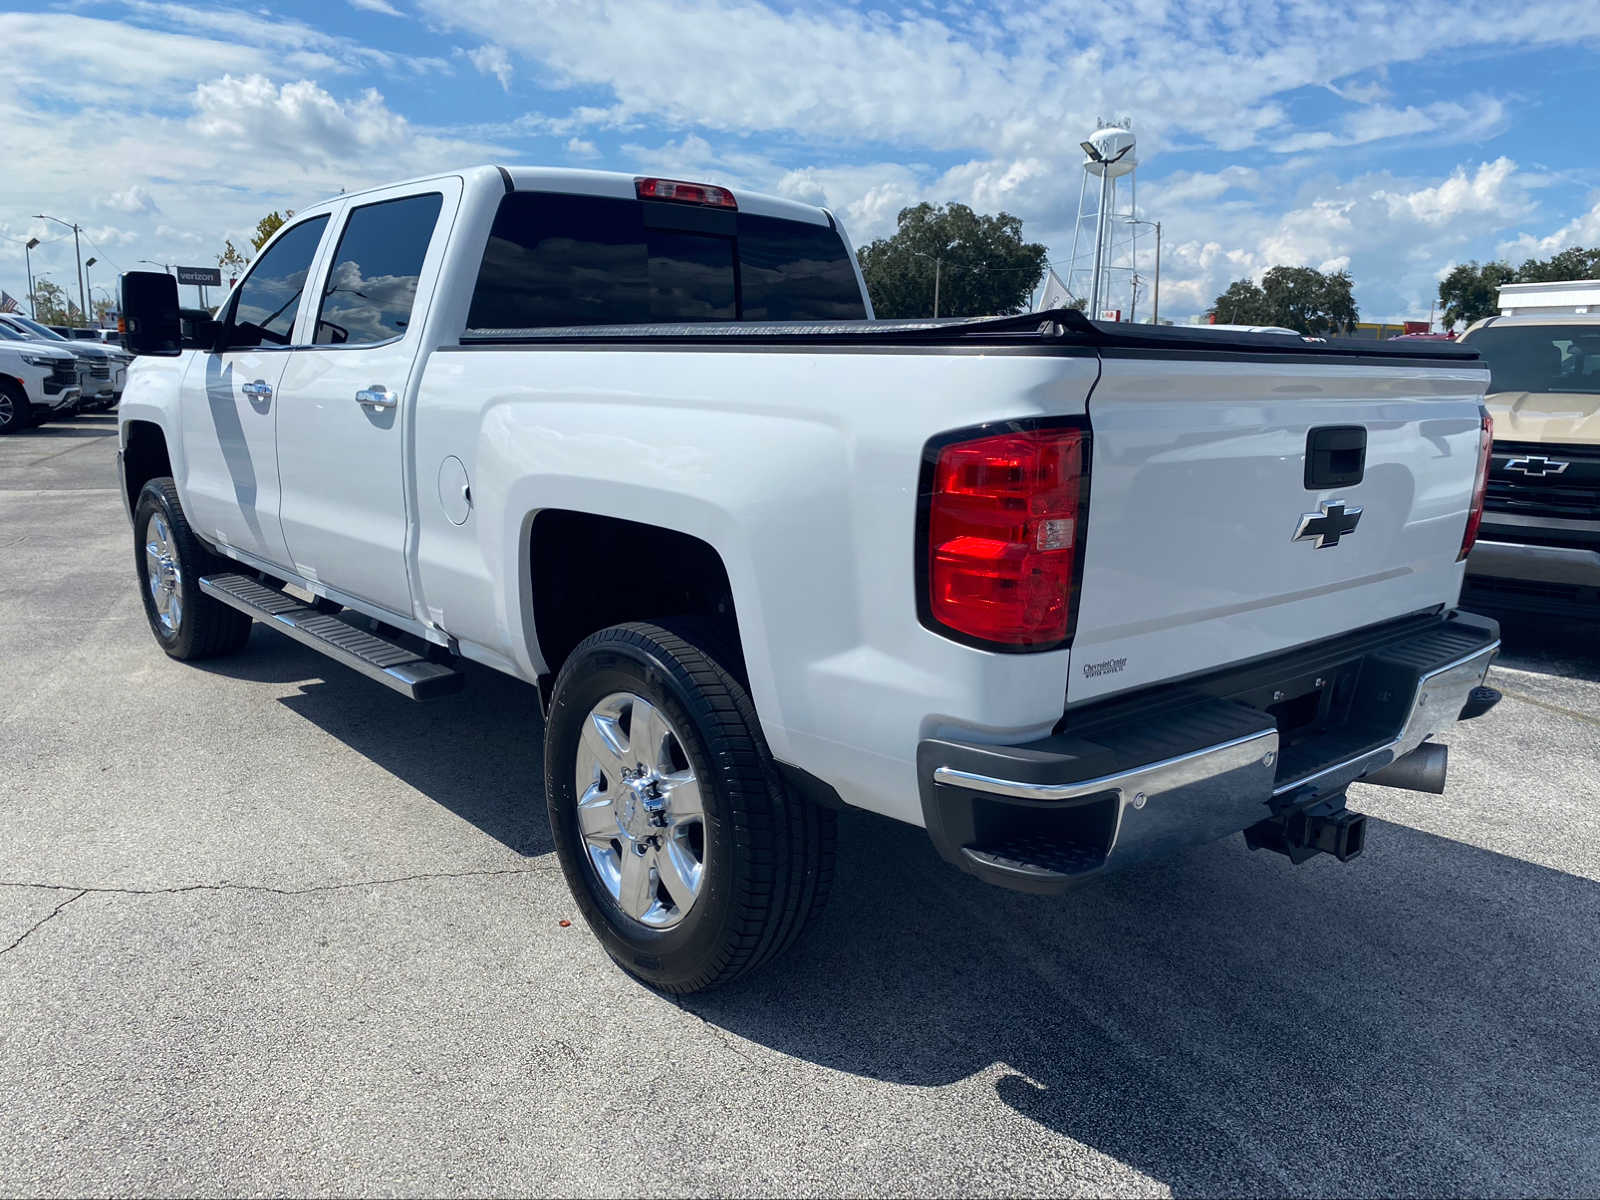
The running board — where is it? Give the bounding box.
[198,573,464,701]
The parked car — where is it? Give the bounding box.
[1457,311,1600,615]
[0,313,128,411]
[0,324,81,431]
[115,165,1501,993]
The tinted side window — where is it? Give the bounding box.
[738,214,866,321]
[467,192,862,329]
[225,216,329,349]
[470,194,648,328]
[314,193,443,346]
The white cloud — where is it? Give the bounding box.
[102,186,160,215]
[1498,199,1600,262]
[565,137,600,159]
[414,0,1600,162]
[1276,97,1507,154]
[0,12,271,101]
[347,0,405,15]
[466,44,513,91]
[1376,158,1526,226]
[190,75,411,161]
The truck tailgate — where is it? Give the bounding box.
[1068,355,1490,705]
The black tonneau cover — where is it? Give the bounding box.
[461,307,1480,364]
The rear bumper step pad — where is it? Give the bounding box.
[198,573,463,701]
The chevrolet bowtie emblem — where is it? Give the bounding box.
[1293,500,1363,549]
[1505,455,1570,478]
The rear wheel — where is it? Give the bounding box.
[133,478,252,660]
[0,381,31,434]
[545,622,835,993]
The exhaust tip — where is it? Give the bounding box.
[1362,742,1448,795]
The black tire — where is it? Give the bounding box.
[132,477,253,660]
[0,380,31,434]
[545,622,835,993]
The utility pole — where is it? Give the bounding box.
[34,214,87,323]
[1123,217,1162,324]
[1152,220,1161,325]
[24,238,39,318]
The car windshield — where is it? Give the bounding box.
[7,315,68,341]
[1469,324,1600,394]
[0,325,24,341]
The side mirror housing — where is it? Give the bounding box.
[120,271,182,356]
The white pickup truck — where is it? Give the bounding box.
[116,165,1502,992]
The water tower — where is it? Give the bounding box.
[1066,121,1138,319]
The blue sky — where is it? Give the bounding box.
[4,0,1599,324]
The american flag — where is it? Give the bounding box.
[0,291,19,313]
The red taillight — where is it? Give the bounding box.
[925,426,1089,648]
[635,176,737,209]
[1459,410,1493,561]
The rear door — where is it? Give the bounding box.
[274,181,456,617]
[176,214,331,565]
[1067,352,1488,704]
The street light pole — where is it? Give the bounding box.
[84,258,97,324]
[24,237,39,318]
[34,214,88,323]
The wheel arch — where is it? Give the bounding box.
[121,419,173,516]
[528,509,750,693]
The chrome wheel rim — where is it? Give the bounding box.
[574,691,706,929]
[143,511,183,634]
[0,393,14,429]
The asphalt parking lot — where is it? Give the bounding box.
[2,413,1598,1197]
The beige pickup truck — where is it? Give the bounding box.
[1458,311,1600,617]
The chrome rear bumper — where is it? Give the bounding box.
[918,612,1499,894]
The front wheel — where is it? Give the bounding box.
[132,478,252,660]
[0,381,31,434]
[545,622,835,993]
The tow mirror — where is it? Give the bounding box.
[120,271,182,357]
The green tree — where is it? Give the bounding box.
[1262,265,1358,335]
[250,210,294,253]
[1209,279,1273,325]
[1514,246,1600,283]
[1437,248,1599,329]
[856,202,1047,318]
[1210,266,1358,334]
[29,280,83,326]
[1438,260,1515,329]
[218,238,249,283]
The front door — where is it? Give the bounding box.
[177,214,330,566]
[274,184,454,618]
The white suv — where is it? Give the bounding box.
[0,326,80,432]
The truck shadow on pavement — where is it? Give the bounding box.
[200,631,551,856]
[203,624,1598,1195]
[686,809,1600,1196]
[1489,611,1600,684]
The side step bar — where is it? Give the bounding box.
[198,573,464,701]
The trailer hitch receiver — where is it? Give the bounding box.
[1244,795,1367,865]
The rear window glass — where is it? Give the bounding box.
[466,191,865,329]
[1468,324,1600,394]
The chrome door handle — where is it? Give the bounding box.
[355,386,396,410]
[240,379,272,400]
